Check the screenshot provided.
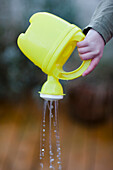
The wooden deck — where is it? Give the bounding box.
[0,97,112,170]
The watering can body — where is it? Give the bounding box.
[17,12,91,80]
[17,12,91,98]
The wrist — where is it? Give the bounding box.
[90,28,106,45]
[83,26,106,45]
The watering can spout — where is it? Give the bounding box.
[40,76,64,100]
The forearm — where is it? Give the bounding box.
[83,0,113,43]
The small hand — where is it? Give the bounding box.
[77,29,105,76]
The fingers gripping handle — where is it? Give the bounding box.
[57,31,91,80]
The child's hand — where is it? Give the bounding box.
[77,29,105,76]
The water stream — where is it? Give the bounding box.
[40,100,62,170]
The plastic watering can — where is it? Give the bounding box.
[17,12,91,100]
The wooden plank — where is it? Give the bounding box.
[94,120,113,170]
[0,124,18,170]
[10,124,40,170]
[0,99,112,170]
[0,100,41,170]
[0,103,23,170]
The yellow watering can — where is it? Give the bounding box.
[17,12,91,100]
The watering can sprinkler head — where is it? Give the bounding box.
[40,76,64,100]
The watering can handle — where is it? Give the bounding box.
[57,32,91,80]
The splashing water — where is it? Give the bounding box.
[40,100,62,170]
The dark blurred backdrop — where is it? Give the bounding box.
[1,0,113,102]
[0,1,113,170]
[0,0,78,101]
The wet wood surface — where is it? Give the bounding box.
[0,97,112,170]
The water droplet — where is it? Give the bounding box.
[59,151,61,155]
[58,165,62,170]
[49,151,53,155]
[43,129,45,132]
[50,158,54,162]
[49,165,53,169]
[40,163,43,168]
[53,122,56,126]
[56,136,60,140]
[57,144,60,147]
[58,161,61,164]
[51,105,54,109]
[42,148,44,152]
[42,152,44,157]
[57,140,60,143]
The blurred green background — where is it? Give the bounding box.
[0,0,77,101]
[1,0,113,102]
[0,1,113,170]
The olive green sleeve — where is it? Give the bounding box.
[83,0,113,44]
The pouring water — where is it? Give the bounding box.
[40,99,62,170]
